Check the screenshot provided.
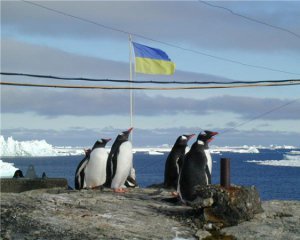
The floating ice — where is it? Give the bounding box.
[247,152,300,167]
[210,146,260,154]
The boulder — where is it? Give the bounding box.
[189,184,263,227]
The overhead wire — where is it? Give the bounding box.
[1,80,300,90]
[21,0,300,76]
[220,98,300,135]
[198,0,300,40]
[2,72,300,85]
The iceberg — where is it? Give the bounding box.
[0,136,84,157]
[0,160,18,178]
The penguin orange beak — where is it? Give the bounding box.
[127,127,133,133]
[208,132,218,143]
[187,134,196,140]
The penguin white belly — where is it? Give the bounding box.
[84,148,108,188]
[204,150,212,174]
[111,141,133,189]
[204,149,212,183]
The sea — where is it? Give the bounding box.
[1,148,300,201]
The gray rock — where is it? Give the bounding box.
[0,188,195,240]
[1,187,299,240]
[221,200,300,240]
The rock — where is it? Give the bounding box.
[190,185,263,227]
[1,187,299,240]
[221,200,300,240]
[0,178,68,193]
[195,229,211,239]
[0,188,195,240]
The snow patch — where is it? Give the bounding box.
[0,160,18,178]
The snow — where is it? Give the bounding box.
[0,160,18,178]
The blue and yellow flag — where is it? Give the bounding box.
[132,42,175,75]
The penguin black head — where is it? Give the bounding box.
[197,130,218,144]
[92,138,111,149]
[117,127,133,142]
[174,134,195,146]
[13,169,24,178]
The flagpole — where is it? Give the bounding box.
[129,35,133,143]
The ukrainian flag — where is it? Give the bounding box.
[132,42,175,75]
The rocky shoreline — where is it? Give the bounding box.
[1,187,299,240]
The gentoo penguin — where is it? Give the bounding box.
[105,128,133,193]
[83,138,111,189]
[75,149,91,190]
[13,169,24,178]
[125,167,138,188]
[164,134,195,189]
[178,130,218,202]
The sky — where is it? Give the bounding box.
[1,0,300,147]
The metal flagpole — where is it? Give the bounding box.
[129,35,133,142]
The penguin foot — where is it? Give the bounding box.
[113,188,127,193]
[171,191,179,197]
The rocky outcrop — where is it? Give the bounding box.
[189,185,263,228]
[1,186,299,240]
[222,200,300,240]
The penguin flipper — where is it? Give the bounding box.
[111,149,120,179]
[205,165,211,184]
[75,157,89,190]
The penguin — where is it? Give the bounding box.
[13,169,24,178]
[125,167,138,188]
[163,134,195,190]
[75,149,91,190]
[83,138,111,189]
[105,128,133,193]
[178,130,218,203]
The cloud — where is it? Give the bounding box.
[2,84,299,120]
[2,1,300,52]
[1,38,231,82]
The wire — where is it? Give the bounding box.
[198,1,300,40]
[1,80,299,90]
[2,72,300,85]
[21,0,300,76]
[220,98,300,135]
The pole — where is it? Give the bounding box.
[129,35,133,142]
[220,158,231,188]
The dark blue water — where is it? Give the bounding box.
[2,149,300,200]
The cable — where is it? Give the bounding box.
[198,1,300,40]
[2,72,300,85]
[220,98,300,135]
[1,80,300,90]
[21,0,300,76]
